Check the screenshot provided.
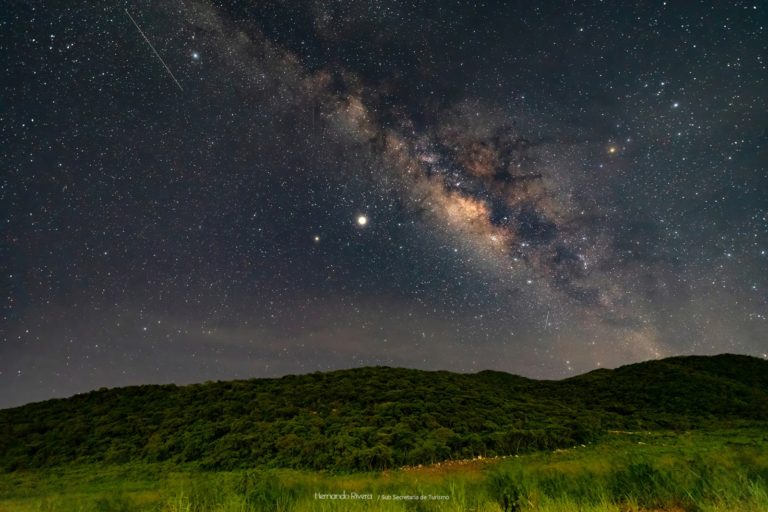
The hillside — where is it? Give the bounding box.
[1,354,766,472]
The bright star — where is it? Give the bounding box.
[357,215,368,226]
[191,51,200,61]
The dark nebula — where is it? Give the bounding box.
[1,1,766,408]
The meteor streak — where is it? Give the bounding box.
[124,8,183,92]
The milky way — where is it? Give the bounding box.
[2,1,766,408]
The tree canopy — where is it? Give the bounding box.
[1,354,766,472]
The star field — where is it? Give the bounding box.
[1,1,766,408]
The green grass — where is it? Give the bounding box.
[1,429,766,511]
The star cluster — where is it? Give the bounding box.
[1,1,766,408]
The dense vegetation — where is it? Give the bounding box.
[1,354,766,472]
[1,430,767,511]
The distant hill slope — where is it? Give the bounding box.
[1,354,766,472]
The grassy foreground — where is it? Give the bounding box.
[0,429,766,512]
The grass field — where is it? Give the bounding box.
[0,429,766,511]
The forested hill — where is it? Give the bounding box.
[1,354,767,472]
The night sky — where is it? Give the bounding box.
[2,1,767,409]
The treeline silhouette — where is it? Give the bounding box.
[1,354,766,472]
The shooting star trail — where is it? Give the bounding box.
[124,8,183,92]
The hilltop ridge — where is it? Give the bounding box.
[1,354,766,472]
